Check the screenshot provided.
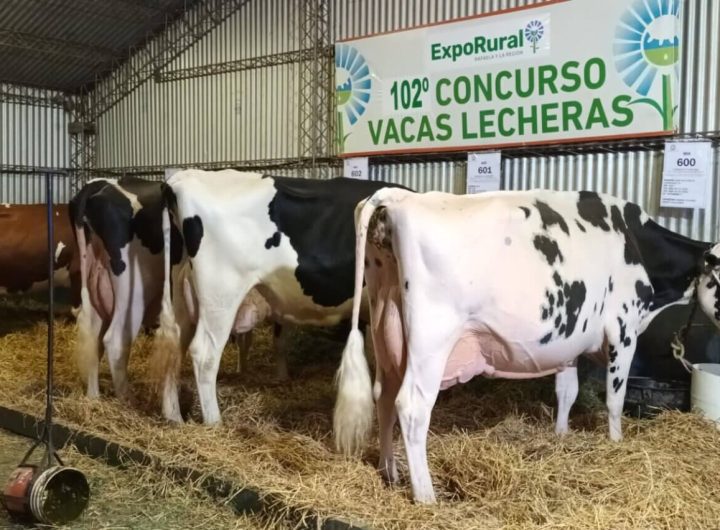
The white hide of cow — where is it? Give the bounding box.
[334,188,720,503]
[74,177,272,404]
[156,169,375,425]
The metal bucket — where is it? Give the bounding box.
[2,464,89,525]
[691,363,720,425]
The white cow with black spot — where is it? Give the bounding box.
[334,188,720,503]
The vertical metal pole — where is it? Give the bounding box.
[45,172,55,467]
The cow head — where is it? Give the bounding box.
[697,243,720,329]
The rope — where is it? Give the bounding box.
[670,276,701,374]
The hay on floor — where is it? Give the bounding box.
[1,307,719,530]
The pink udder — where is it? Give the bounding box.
[441,334,492,390]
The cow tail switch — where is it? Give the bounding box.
[150,205,182,418]
[334,188,396,457]
[73,223,99,390]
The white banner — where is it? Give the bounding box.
[660,141,712,209]
[335,0,681,156]
[467,152,502,193]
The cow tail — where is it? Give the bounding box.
[333,190,387,456]
[73,223,99,390]
[149,202,182,413]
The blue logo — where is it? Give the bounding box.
[524,20,544,53]
[335,44,372,152]
[335,44,372,126]
[614,0,680,129]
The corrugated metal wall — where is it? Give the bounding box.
[92,0,719,240]
[0,83,73,203]
[0,174,74,205]
[96,0,300,169]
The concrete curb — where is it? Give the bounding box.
[0,405,369,530]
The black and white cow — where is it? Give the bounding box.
[333,188,720,503]
[71,176,270,403]
[155,169,408,424]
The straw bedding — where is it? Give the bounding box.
[1,302,719,530]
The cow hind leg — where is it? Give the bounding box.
[190,296,246,425]
[605,328,637,442]
[395,309,459,503]
[75,287,106,398]
[103,294,144,404]
[376,368,401,484]
[554,365,579,435]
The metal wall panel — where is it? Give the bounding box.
[0,174,74,205]
[0,85,70,170]
[95,0,300,170]
[0,83,72,203]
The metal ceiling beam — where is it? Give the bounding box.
[88,0,251,121]
[0,89,66,109]
[56,0,163,23]
[154,45,333,82]
[0,30,117,64]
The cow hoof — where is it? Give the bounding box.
[379,465,399,485]
[164,413,185,424]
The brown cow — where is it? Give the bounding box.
[0,203,80,307]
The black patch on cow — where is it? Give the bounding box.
[533,235,564,265]
[575,220,586,233]
[264,231,281,249]
[541,272,586,339]
[622,303,628,313]
[610,365,617,373]
[608,276,614,292]
[120,176,166,255]
[608,345,618,363]
[593,302,597,313]
[553,272,563,287]
[72,181,135,275]
[265,176,409,307]
[582,319,587,332]
[617,317,632,347]
[600,302,604,314]
[183,215,204,258]
[577,191,610,231]
[539,332,552,344]
[610,204,626,233]
[608,204,643,266]
[404,280,409,291]
[563,280,586,337]
[519,206,530,218]
[612,377,624,392]
[623,201,711,309]
[534,201,569,235]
